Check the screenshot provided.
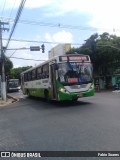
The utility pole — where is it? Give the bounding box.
[0,21,9,101]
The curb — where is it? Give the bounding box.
[0,95,19,107]
[7,94,19,103]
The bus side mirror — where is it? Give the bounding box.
[54,63,59,70]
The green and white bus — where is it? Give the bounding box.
[21,54,94,101]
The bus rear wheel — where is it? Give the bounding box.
[27,90,31,97]
[44,90,49,102]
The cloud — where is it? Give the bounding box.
[59,0,120,34]
[25,0,55,9]
[2,0,120,34]
[0,0,20,9]
[79,0,120,34]
[40,0,120,35]
[0,0,55,9]
[27,0,120,35]
[45,30,73,46]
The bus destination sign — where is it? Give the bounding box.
[59,55,89,62]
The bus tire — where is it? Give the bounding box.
[44,90,49,102]
[27,90,31,97]
[72,98,78,102]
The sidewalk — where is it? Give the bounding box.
[112,90,120,93]
[0,95,18,107]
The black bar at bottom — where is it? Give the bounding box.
[0,151,120,157]
[40,151,120,157]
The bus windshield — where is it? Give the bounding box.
[7,79,20,92]
[9,80,19,88]
[58,62,93,84]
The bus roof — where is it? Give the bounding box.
[21,54,90,75]
[21,55,57,75]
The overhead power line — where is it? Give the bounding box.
[9,49,17,58]
[4,0,26,53]
[0,17,97,31]
[18,20,97,31]
[0,17,107,31]
[19,20,118,32]
[2,37,82,46]
[2,17,120,32]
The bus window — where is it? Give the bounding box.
[37,67,42,79]
[32,69,36,80]
[28,72,32,81]
[24,73,28,82]
[43,64,49,78]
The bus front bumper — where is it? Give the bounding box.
[58,88,94,101]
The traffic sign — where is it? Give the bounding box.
[30,46,40,51]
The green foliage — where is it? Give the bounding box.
[67,32,120,76]
[0,56,13,75]
[10,66,32,80]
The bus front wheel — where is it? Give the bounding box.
[72,98,78,102]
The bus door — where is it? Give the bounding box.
[50,64,58,100]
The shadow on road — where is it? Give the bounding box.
[25,96,92,109]
[50,100,91,107]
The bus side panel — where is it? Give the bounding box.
[23,79,53,99]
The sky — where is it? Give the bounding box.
[0,0,120,68]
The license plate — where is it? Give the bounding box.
[77,94,83,97]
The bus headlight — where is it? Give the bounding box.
[59,88,69,93]
[59,88,66,92]
[90,84,94,89]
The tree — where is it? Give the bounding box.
[10,66,32,80]
[0,56,13,76]
[67,32,120,77]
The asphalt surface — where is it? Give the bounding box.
[0,91,120,160]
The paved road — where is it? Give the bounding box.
[8,90,27,99]
[0,91,120,159]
